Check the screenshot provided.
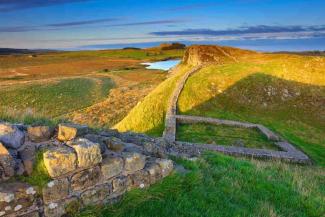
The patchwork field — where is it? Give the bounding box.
[0,47,183,127]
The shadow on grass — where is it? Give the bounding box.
[178,73,325,165]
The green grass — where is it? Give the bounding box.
[0,77,114,121]
[178,71,325,166]
[78,153,325,217]
[17,151,51,192]
[116,54,325,165]
[115,65,193,136]
[177,123,279,150]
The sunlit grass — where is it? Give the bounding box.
[116,53,325,165]
[78,153,325,217]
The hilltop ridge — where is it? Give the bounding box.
[182,45,256,66]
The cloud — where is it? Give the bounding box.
[46,18,119,27]
[107,19,186,27]
[0,26,39,32]
[0,0,91,12]
[0,19,185,33]
[150,25,325,36]
[0,17,120,33]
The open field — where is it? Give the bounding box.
[0,47,183,127]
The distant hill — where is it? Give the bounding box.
[0,48,57,55]
[272,50,325,56]
[147,43,186,51]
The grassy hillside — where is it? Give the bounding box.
[114,65,192,135]
[0,77,114,121]
[115,49,325,165]
[0,47,180,127]
[78,153,325,217]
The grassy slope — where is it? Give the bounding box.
[116,53,325,165]
[178,56,325,166]
[0,77,114,121]
[79,153,325,217]
[115,65,192,136]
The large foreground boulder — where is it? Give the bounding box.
[0,123,25,149]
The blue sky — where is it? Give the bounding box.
[0,0,324,51]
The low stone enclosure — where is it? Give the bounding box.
[162,63,310,164]
[0,122,174,217]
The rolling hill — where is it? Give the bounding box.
[115,45,325,165]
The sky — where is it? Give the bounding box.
[0,0,324,51]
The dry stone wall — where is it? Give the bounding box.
[162,48,311,164]
[0,122,174,217]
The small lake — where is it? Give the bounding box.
[141,59,180,70]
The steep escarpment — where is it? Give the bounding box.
[182,45,255,66]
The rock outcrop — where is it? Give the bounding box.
[182,45,254,66]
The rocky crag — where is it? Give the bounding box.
[0,122,183,217]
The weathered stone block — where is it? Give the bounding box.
[99,129,119,137]
[80,183,112,206]
[44,197,79,217]
[43,146,77,178]
[101,156,123,180]
[0,123,25,149]
[128,170,150,190]
[145,162,162,184]
[143,142,166,158]
[27,126,53,142]
[18,143,36,176]
[0,142,15,180]
[42,178,69,204]
[111,176,127,196]
[57,123,88,142]
[71,166,101,191]
[0,182,37,217]
[123,152,146,174]
[70,138,102,168]
[84,134,107,153]
[105,137,125,152]
[156,159,174,177]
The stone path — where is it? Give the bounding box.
[162,65,311,164]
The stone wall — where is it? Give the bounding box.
[0,123,174,217]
